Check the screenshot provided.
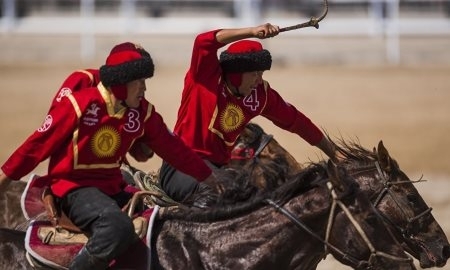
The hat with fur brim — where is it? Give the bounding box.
[220,40,272,73]
[100,42,154,100]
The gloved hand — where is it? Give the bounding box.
[191,182,219,209]
[190,172,225,208]
[202,172,224,194]
[128,141,154,162]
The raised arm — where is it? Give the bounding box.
[215,23,280,45]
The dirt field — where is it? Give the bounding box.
[1,36,449,269]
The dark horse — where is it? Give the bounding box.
[335,139,450,268]
[0,180,27,229]
[0,161,415,270]
[229,122,450,268]
[153,161,414,270]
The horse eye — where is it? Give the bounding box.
[406,194,418,205]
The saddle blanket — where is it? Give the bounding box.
[25,206,159,270]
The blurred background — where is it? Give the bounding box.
[1,2,449,269]
[1,0,449,66]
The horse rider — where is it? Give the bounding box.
[158,22,343,208]
[0,42,218,270]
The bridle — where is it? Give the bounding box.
[231,128,273,160]
[371,161,432,239]
[266,179,413,269]
[253,133,273,158]
[347,160,432,240]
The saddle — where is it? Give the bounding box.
[25,206,158,270]
[20,172,174,269]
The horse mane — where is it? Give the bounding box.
[333,136,376,162]
[324,134,381,171]
[160,163,327,222]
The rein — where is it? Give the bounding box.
[231,130,273,160]
[265,179,412,269]
[253,133,273,158]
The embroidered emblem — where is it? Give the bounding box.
[91,126,120,158]
[83,103,100,127]
[220,104,244,132]
[86,103,100,117]
[56,87,72,102]
[37,115,53,132]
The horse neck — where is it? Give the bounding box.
[156,185,332,269]
[341,161,382,195]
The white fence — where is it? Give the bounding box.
[1,0,449,65]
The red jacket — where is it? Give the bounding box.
[2,83,211,197]
[173,30,324,166]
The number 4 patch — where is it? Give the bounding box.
[242,90,259,111]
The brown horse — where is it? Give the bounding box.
[153,160,414,270]
[0,180,27,229]
[227,122,302,191]
[229,122,450,268]
[335,139,450,268]
[0,161,415,270]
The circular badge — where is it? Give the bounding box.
[220,104,244,132]
[91,126,120,157]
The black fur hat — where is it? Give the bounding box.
[219,40,272,73]
[100,42,154,100]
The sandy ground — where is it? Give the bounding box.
[0,35,449,269]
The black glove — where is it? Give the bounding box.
[190,182,218,209]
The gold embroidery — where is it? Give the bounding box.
[91,126,120,158]
[220,103,244,132]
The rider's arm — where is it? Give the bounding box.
[215,23,280,44]
[315,136,342,163]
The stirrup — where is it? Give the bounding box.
[133,171,179,207]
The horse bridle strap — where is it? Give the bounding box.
[266,180,412,268]
[230,133,273,160]
[324,182,412,265]
[254,134,273,157]
[265,198,362,267]
[373,161,433,238]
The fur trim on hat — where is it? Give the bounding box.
[220,49,271,73]
[99,56,154,87]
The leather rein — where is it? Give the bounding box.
[266,179,413,269]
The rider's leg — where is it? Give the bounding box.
[159,160,199,202]
[159,160,220,207]
[61,187,137,270]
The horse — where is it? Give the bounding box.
[227,122,302,192]
[335,139,450,268]
[0,161,415,270]
[153,160,415,269]
[0,180,27,229]
[229,122,450,268]
[1,121,446,268]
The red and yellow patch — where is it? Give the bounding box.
[91,126,120,158]
[220,103,244,132]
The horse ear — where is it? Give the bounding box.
[377,140,392,172]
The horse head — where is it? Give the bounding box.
[324,160,415,270]
[228,122,302,191]
[336,139,450,268]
